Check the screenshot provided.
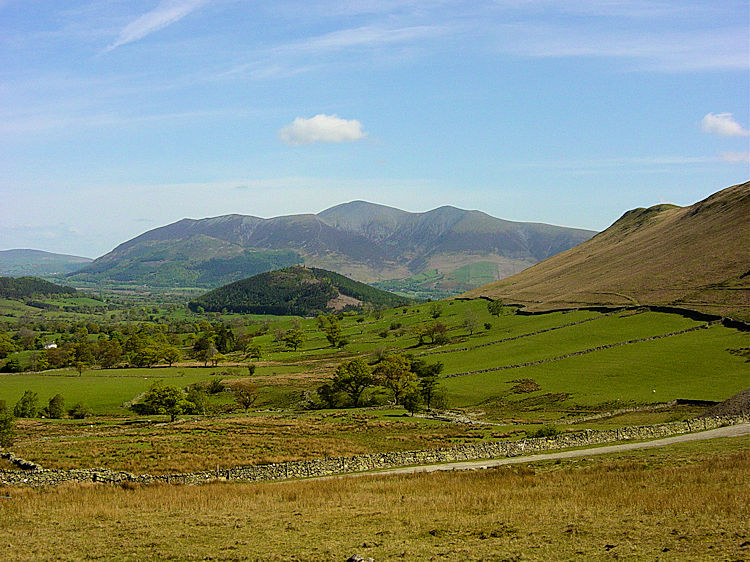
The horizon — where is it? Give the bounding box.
[1,197,603,260]
[1,1,748,257]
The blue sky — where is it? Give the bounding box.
[1,0,748,258]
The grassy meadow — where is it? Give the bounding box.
[0,435,747,560]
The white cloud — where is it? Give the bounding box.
[106,0,207,52]
[279,114,367,145]
[719,151,750,164]
[700,113,750,137]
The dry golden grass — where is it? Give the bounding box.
[11,413,489,474]
[1,437,748,560]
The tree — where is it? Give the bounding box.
[45,394,65,419]
[410,358,444,410]
[186,387,211,416]
[283,329,305,351]
[1,358,23,373]
[0,332,17,359]
[487,299,507,317]
[162,345,181,367]
[233,381,258,412]
[373,355,418,406]
[13,390,39,418]
[417,322,449,345]
[0,407,14,447]
[317,315,343,348]
[46,346,70,368]
[213,323,236,353]
[402,386,422,415]
[429,302,443,319]
[140,383,193,422]
[330,358,376,407]
[98,338,123,368]
[193,332,216,366]
[209,352,226,367]
[245,343,262,361]
[68,402,91,419]
[462,312,479,336]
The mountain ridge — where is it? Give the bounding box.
[69,201,597,294]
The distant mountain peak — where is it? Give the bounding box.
[70,200,596,296]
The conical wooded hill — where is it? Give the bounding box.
[464,181,750,320]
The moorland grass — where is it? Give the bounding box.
[9,410,515,473]
[0,436,747,560]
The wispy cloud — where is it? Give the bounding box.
[488,22,748,72]
[279,114,367,145]
[105,0,208,52]
[701,113,750,137]
[223,24,450,78]
[719,151,750,164]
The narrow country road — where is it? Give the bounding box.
[329,423,750,480]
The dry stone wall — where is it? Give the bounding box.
[1,415,747,488]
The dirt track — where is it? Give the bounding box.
[338,423,750,479]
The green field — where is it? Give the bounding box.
[2,301,747,419]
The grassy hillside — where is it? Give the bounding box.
[464,182,750,320]
[188,265,412,315]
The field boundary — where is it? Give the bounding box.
[1,414,747,488]
[419,311,616,357]
[445,322,716,378]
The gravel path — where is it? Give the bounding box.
[332,423,750,479]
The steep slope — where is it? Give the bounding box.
[70,202,596,292]
[188,266,411,316]
[0,249,91,277]
[464,182,750,320]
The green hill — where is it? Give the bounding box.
[0,276,76,299]
[464,181,750,320]
[188,266,412,316]
[0,249,91,277]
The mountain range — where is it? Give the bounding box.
[464,181,750,321]
[68,201,596,295]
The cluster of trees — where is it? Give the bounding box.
[133,378,258,420]
[0,390,92,446]
[317,355,445,414]
[0,314,269,372]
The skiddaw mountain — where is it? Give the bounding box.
[69,201,596,295]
